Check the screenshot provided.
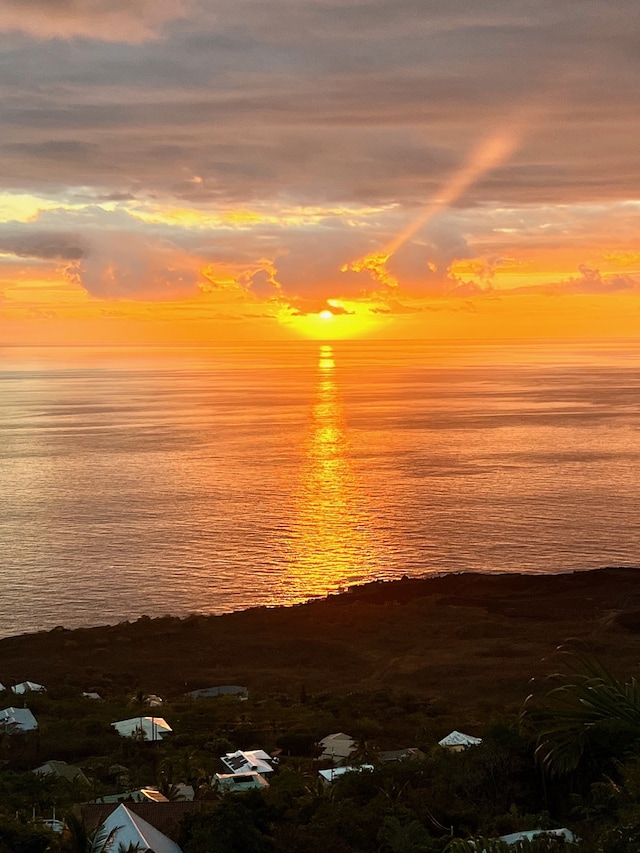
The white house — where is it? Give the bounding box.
[499,828,578,845]
[0,707,38,732]
[11,681,45,695]
[221,749,275,776]
[97,804,182,853]
[317,732,357,763]
[318,764,375,784]
[111,717,172,741]
[214,772,270,792]
[438,731,482,751]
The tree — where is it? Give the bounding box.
[522,648,640,778]
[61,815,123,853]
[378,816,434,853]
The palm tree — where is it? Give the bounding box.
[378,816,433,853]
[62,814,123,853]
[522,648,640,777]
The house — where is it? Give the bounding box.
[75,802,206,848]
[318,764,375,784]
[95,788,169,804]
[112,717,172,741]
[214,772,270,792]
[11,681,45,694]
[377,747,424,764]
[186,685,248,700]
[83,692,102,701]
[221,749,276,776]
[317,732,357,763]
[144,694,163,707]
[170,783,195,801]
[499,828,578,845]
[0,707,38,732]
[438,730,482,751]
[33,760,89,786]
[95,803,182,853]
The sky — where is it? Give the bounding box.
[1,0,640,344]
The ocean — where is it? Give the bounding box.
[1,339,639,638]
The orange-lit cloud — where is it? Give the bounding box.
[0,0,189,42]
[0,0,639,343]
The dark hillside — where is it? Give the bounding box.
[2,568,640,721]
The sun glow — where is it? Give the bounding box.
[280,301,389,340]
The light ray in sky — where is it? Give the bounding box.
[342,106,544,287]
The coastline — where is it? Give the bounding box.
[2,566,640,719]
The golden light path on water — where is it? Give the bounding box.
[281,344,380,601]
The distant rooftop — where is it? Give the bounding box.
[0,707,38,732]
[438,730,482,749]
[11,681,45,694]
[186,685,248,700]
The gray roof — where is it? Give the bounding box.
[186,685,248,699]
[11,681,46,694]
[0,707,38,732]
[377,748,422,764]
[499,829,578,845]
[33,760,89,784]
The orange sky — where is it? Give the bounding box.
[1,1,639,344]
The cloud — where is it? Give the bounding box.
[72,232,201,298]
[1,0,640,326]
[0,0,637,210]
[551,265,639,295]
[0,229,85,260]
[0,0,189,43]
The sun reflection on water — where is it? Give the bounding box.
[282,344,379,601]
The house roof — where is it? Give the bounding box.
[377,748,422,764]
[319,732,355,744]
[214,772,269,790]
[11,681,45,694]
[221,749,274,775]
[499,829,578,845]
[76,802,207,840]
[96,788,169,804]
[186,685,248,699]
[33,760,89,784]
[112,717,172,741]
[171,784,195,801]
[99,804,182,853]
[318,764,375,783]
[0,707,38,731]
[438,730,482,748]
[317,732,357,761]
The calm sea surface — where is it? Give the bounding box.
[1,339,639,638]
